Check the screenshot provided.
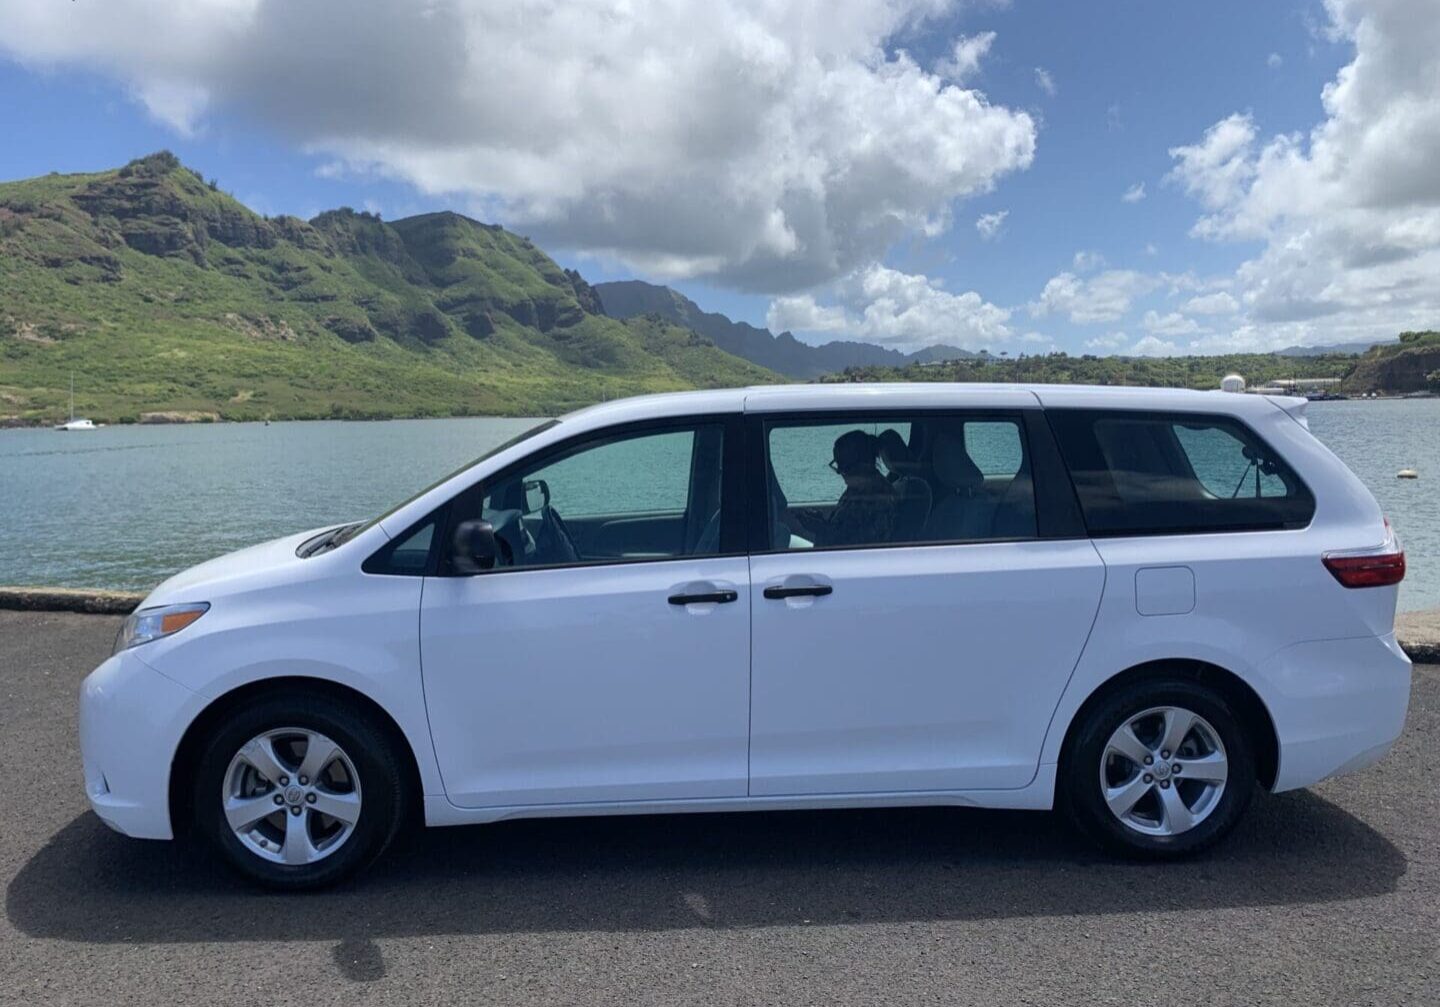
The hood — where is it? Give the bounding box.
[141,526,337,608]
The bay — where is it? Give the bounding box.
[1,398,1436,611]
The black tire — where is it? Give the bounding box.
[191,691,409,889]
[1060,677,1255,859]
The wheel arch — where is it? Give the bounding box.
[1056,659,1280,791]
[168,676,426,834]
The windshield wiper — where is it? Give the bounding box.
[297,522,363,558]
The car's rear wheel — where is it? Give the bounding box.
[192,692,408,889]
[1061,677,1255,858]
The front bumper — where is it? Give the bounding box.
[1258,632,1412,792]
[79,649,199,839]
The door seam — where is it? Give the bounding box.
[745,553,755,797]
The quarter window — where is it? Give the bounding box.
[362,514,440,576]
[1048,410,1314,535]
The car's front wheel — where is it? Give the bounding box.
[1061,677,1256,858]
[192,691,408,889]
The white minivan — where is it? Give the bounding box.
[80,384,1411,888]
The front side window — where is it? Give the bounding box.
[465,423,727,569]
[763,414,1037,551]
[1048,409,1314,536]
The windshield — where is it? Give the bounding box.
[343,418,560,543]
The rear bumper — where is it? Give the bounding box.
[79,650,198,840]
[1256,632,1412,792]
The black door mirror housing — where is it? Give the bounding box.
[452,519,499,574]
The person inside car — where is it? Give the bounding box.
[789,430,897,548]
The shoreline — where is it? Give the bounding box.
[4,585,1437,662]
[4,389,1437,431]
[0,412,555,430]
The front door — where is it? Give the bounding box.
[421,417,752,808]
[747,409,1106,795]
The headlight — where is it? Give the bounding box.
[114,603,210,653]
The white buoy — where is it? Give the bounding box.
[1397,468,1419,479]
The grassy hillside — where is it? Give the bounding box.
[0,152,778,424]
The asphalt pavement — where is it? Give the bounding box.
[2,609,1436,1006]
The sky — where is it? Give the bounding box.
[2,0,1437,357]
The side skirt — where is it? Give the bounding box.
[423,764,1057,827]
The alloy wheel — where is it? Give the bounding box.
[221,728,363,865]
[1099,705,1229,837]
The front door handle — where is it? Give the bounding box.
[763,584,833,600]
[668,589,739,605]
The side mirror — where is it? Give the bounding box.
[452,519,499,574]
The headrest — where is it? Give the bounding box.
[932,426,984,492]
[876,428,910,464]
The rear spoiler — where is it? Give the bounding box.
[1266,394,1309,429]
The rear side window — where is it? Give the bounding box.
[1048,410,1314,536]
[761,413,1037,550]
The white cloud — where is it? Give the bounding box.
[1165,0,1440,346]
[1141,310,1202,337]
[1267,51,1284,68]
[1167,112,1259,222]
[975,209,1009,240]
[1072,250,1106,273]
[0,0,1037,294]
[1121,182,1146,203]
[766,295,851,335]
[1034,66,1057,96]
[936,32,996,82]
[1130,335,1182,357]
[1182,291,1240,315]
[1031,269,1159,324]
[1084,332,1129,351]
[766,264,1012,351]
[1143,242,1159,256]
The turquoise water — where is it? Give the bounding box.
[1,398,1436,611]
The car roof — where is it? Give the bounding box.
[559,382,1299,432]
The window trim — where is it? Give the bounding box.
[744,407,1080,557]
[1044,407,1316,538]
[390,412,751,577]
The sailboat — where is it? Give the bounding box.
[55,374,97,431]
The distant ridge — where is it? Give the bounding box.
[594,279,977,380]
[1275,339,1398,357]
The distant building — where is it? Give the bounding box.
[1263,377,1343,390]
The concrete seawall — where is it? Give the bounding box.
[1398,608,1440,663]
[3,584,1438,663]
[0,587,146,615]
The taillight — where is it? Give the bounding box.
[1323,518,1406,588]
[1323,550,1406,588]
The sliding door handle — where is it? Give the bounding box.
[668,590,739,605]
[763,584,833,600]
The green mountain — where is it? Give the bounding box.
[0,152,779,424]
[594,279,977,380]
